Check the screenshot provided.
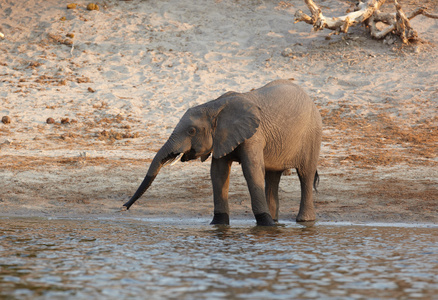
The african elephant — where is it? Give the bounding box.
[123,79,322,226]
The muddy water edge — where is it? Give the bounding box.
[0,217,437,299]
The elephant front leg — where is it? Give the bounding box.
[265,171,282,222]
[210,157,232,225]
[296,168,317,222]
[240,149,276,226]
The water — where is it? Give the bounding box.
[0,217,437,300]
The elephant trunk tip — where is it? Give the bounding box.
[122,145,177,211]
[122,175,156,210]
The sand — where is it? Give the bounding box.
[0,0,437,224]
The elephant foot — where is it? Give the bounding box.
[255,213,276,226]
[210,213,230,225]
[296,211,316,223]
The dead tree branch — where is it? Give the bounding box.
[295,0,438,43]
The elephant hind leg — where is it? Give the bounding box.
[265,171,282,222]
[313,170,320,192]
[296,167,317,222]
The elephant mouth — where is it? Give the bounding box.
[181,149,197,162]
[165,149,211,166]
[162,150,196,166]
[162,152,184,167]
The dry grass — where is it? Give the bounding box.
[0,155,151,171]
[320,105,438,168]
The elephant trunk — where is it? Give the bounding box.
[123,139,181,210]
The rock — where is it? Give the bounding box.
[28,61,42,68]
[77,76,91,83]
[46,117,55,124]
[66,33,75,38]
[61,118,70,124]
[67,3,77,9]
[87,3,99,11]
[281,48,293,57]
[88,87,95,93]
[282,169,292,176]
[1,116,11,124]
[384,35,395,45]
[63,39,73,46]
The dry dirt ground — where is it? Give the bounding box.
[0,0,437,224]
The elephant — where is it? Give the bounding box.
[123,79,322,226]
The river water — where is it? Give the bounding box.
[0,217,437,299]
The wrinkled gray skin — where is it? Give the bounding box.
[123,80,322,226]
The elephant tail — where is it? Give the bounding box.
[313,170,320,192]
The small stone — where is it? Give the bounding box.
[384,35,395,45]
[87,3,99,11]
[1,116,11,124]
[282,169,292,176]
[67,3,77,9]
[61,118,70,124]
[63,39,73,46]
[88,87,95,93]
[28,61,42,68]
[66,33,75,38]
[281,48,293,57]
[46,117,55,124]
[77,76,91,83]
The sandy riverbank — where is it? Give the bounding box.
[1,0,437,224]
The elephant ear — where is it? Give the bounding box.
[213,97,261,159]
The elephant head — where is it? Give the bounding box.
[122,93,261,210]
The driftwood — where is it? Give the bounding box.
[295,0,438,43]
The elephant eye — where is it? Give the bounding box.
[188,127,197,136]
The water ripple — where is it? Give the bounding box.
[0,217,437,299]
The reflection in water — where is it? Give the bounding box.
[0,217,437,299]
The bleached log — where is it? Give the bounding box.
[295,0,438,43]
[295,0,385,33]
